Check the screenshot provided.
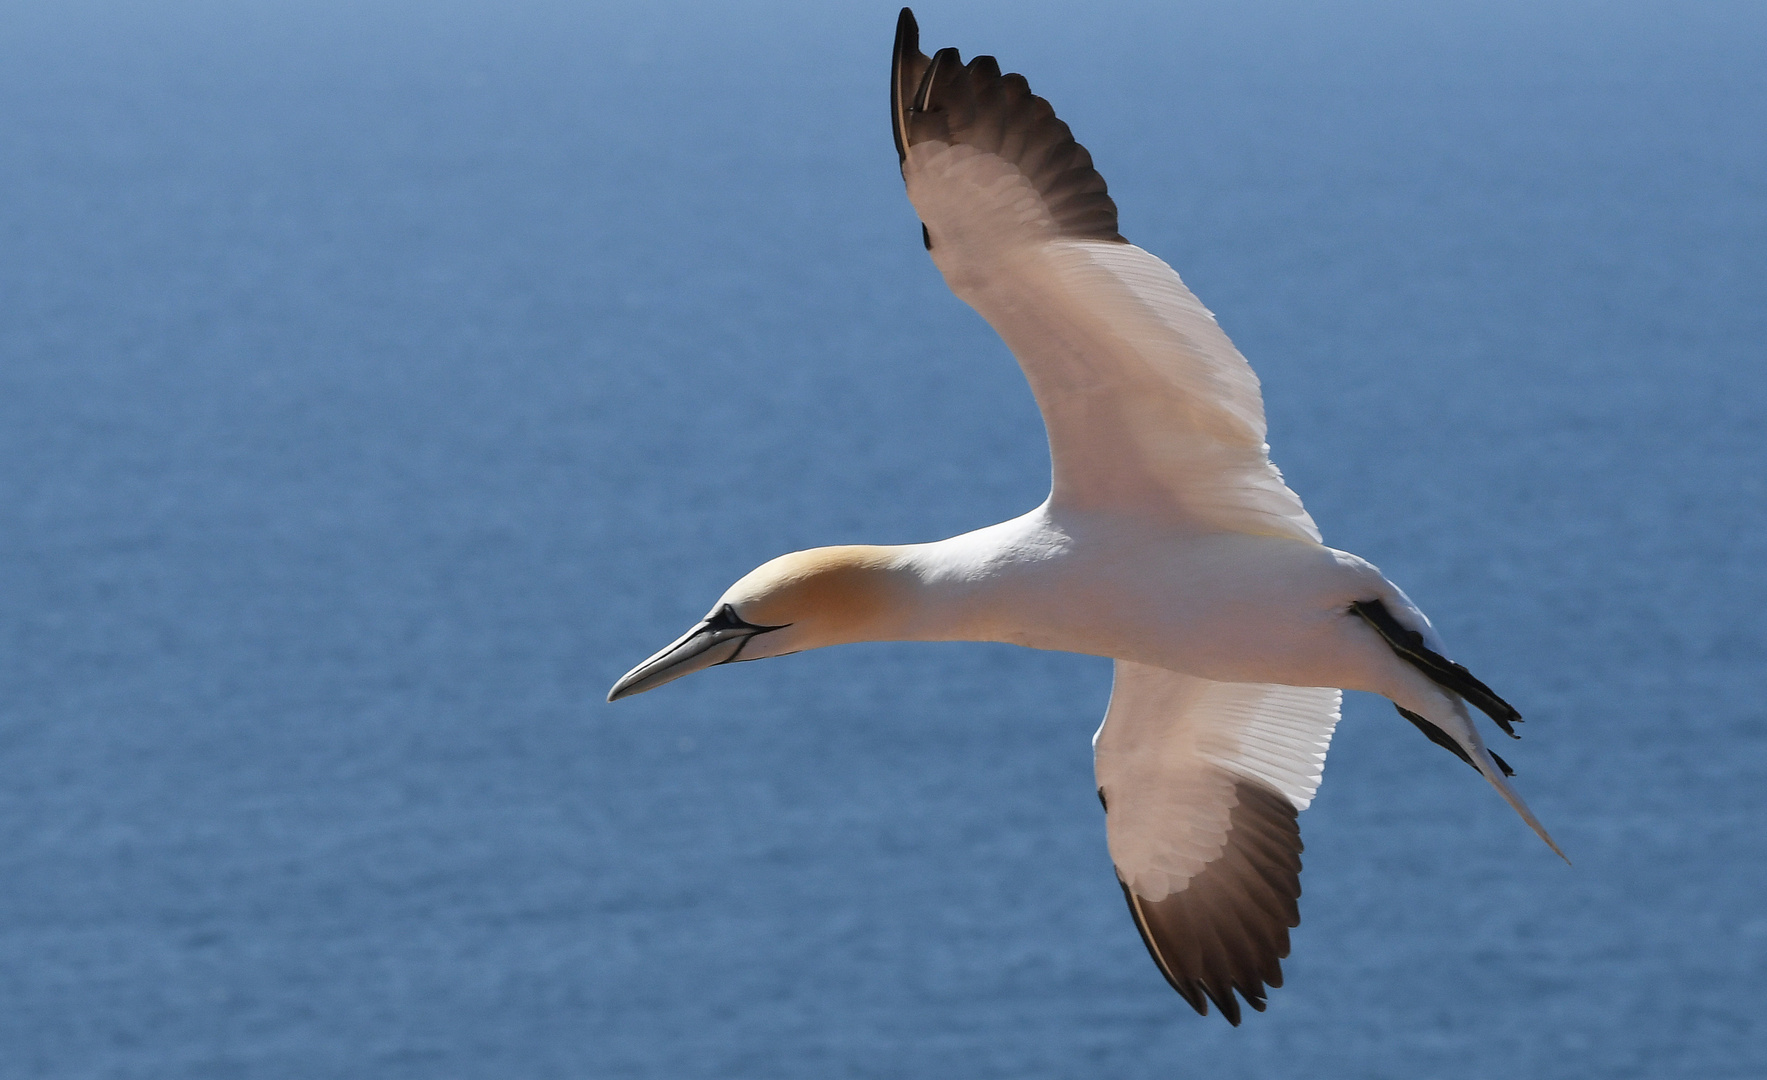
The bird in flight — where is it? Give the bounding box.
[610,8,1562,1025]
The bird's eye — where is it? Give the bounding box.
[921,223,932,250]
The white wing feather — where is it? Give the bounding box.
[905,145,1319,542]
[1094,661,1340,901]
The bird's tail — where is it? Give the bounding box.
[1434,700,1569,863]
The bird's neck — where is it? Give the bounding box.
[873,508,1076,644]
[725,507,1074,656]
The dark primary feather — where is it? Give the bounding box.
[1112,780,1303,1026]
[1397,706,1515,777]
[891,8,1125,243]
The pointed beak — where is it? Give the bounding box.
[606,604,783,702]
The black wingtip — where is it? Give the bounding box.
[890,9,924,165]
[1351,599,1524,738]
[1209,987,1244,1027]
[1118,876,1208,1017]
[1395,705,1516,778]
[894,8,920,80]
[1395,706,1478,771]
[885,10,1127,244]
[1113,785,1299,1026]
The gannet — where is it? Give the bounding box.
[609,8,1562,1025]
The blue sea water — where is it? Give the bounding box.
[1,0,1763,1075]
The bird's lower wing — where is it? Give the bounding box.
[1094,661,1342,1023]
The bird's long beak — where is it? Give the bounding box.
[606,604,783,702]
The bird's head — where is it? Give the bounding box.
[606,545,909,701]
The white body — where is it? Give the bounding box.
[877,503,1408,696]
[612,15,1561,1022]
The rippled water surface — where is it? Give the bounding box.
[2,1,1763,1076]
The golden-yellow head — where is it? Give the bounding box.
[607,545,911,700]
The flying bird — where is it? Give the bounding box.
[610,8,1562,1025]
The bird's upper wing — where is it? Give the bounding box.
[893,11,1319,542]
[1093,660,1342,1023]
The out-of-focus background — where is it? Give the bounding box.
[2,1,1762,1076]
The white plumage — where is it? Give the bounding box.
[609,8,1560,1025]
[1096,668,1341,901]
